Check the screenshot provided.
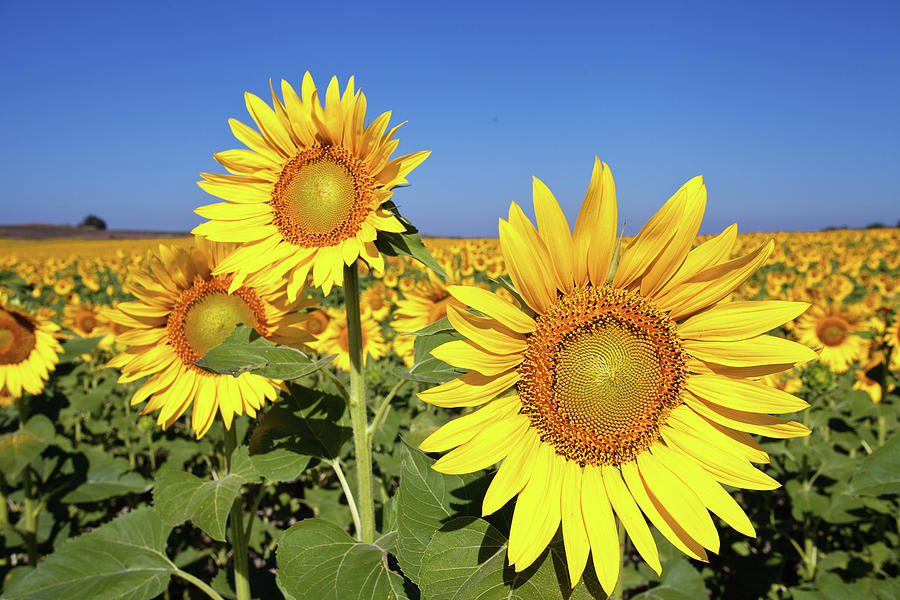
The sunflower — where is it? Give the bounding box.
[107,237,316,439]
[417,160,816,594]
[192,72,430,298]
[391,271,466,368]
[0,294,63,399]
[314,307,386,372]
[793,301,868,373]
[62,301,103,338]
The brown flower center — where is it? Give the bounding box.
[0,309,37,365]
[816,316,849,347]
[167,277,268,364]
[270,145,375,248]
[518,285,686,466]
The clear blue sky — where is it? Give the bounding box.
[2,0,898,237]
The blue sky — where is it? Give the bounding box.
[2,0,898,237]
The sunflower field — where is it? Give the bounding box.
[1,74,899,600]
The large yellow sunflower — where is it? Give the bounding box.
[107,237,315,439]
[192,72,430,298]
[0,294,62,399]
[417,160,817,594]
[793,301,868,373]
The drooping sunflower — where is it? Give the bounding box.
[793,300,868,373]
[0,294,63,399]
[107,237,316,439]
[192,72,430,298]
[417,160,817,594]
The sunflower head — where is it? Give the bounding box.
[0,293,63,399]
[417,160,816,594]
[192,72,430,297]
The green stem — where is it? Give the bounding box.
[367,379,407,440]
[224,426,251,600]
[330,459,362,538]
[15,395,38,567]
[322,367,350,403]
[172,568,227,600]
[344,261,375,543]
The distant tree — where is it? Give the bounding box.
[80,215,107,230]
[865,222,886,229]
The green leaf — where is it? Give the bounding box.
[194,324,334,380]
[153,446,258,541]
[790,577,900,600]
[420,516,604,599]
[405,320,465,384]
[58,336,104,362]
[0,414,56,479]
[4,507,175,600]
[849,430,900,496]
[249,385,351,476]
[374,205,448,280]
[395,445,485,584]
[276,518,409,600]
[631,558,706,599]
[61,447,151,503]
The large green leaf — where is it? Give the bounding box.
[0,414,56,479]
[276,518,409,600]
[153,446,259,541]
[374,204,448,280]
[790,577,900,600]
[61,447,151,503]
[395,446,485,584]
[404,319,465,384]
[849,430,900,496]
[631,558,706,599]
[420,516,604,600]
[194,324,334,380]
[4,507,175,600]
[249,385,351,480]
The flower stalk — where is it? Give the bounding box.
[344,261,376,543]
[224,426,251,600]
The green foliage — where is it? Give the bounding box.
[374,203,449,280]
[79,215,107,230]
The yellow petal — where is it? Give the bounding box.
[652,443,756,537]
[679,301,811,341]
[667,405,770,464]
[499,216,554,314]
[581,464,620,595]
[418,394,521,453]
[687,374,809,413]
[446,305,527,356]
[228,118,283,162]
[657,223,737,296]
[560,461,590,586]
[683,335,818,368]
[430,339,523,376]
[621,460,709,562]
[684,395,811,439]
[660,423,780,490]
[601,465,661,575]
[194,202,271,221]
[244,92,295,157]
[482,428,541,516]
[507,441,555,566]
[447,285,536,334]
[513,452,565,571]
[432,413,529,474]
[532,177,574,293]
[417,369,519,408]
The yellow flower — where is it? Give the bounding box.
[192,72,430,297]
[314,308,386,372]
[793,301,868,373]
[417,160,816,594]
[107,237,315,438]
[62,301,103,338]
[0,294,62,398]
[392,272,465,367]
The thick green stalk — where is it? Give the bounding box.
[224,426,251,600]
[344,262,375,543]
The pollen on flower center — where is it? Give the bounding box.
[518,285,687,466]
[271,145,376,248]
[0,310,37,365]
[167,277,268,364]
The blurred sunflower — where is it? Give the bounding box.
[192,72,430,297]
[418,160,816,594]
[391,271,466,368]
[314,307,386,372]
[0,294,63,399]
[107,237,315,439]
[62,301,103,338]
[793,301,867,373]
